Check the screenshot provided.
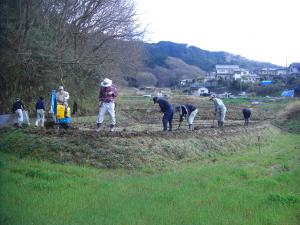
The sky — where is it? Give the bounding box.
[136,0,300,66]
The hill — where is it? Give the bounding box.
[144,41,280,72]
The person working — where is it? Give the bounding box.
[210,96,227,129]
[35,96,45,127]
[96,78,118,132]
[175,104,198,130]
[153,97,173,132]
[12,98,25,128]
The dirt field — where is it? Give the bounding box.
[18,96,280,169]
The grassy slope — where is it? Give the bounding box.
[1,132,300,225]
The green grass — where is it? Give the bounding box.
[1,132,300,225]
[280,115,300,133]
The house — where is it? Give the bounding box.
[258,68,277,77]
[288,63,300,75]
[215,65,240,80]
[241,74,260,83]
[190,87,209,96]
[215,65,250,81]
[179,79,193,86]
[276,68,288,76]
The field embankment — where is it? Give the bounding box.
[0,129,299,225]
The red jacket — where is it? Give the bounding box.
[99,85,118,102]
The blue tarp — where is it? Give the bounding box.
[281,90,294,97]
[260,80,272,85]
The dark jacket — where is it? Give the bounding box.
[12,100,25,112]
[157,98,173,113]
[36,99,45,110]
[179,104,197,122]
[242,108,251,119]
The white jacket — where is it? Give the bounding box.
[56,91,69,104]
[213,98,226,112]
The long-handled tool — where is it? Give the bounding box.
[211,113,216,128]
[176,121,182,130]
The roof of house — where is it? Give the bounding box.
[215,65,240,69]
[289,63,300,67]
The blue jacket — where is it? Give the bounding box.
[157,98,173,113]
[36,99,45,110]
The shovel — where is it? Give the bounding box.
[176,121,182,130]
[211,114,216,128]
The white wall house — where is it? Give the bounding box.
[241,74,260,83]
[216,65,250,81]
[191,87,209,96]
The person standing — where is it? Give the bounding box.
[242,108,252,126]
[210,96,227,128]
[12,98,25,128]
[56,86,70,117]
[176,104,198,130]
[96,78,118,132]
[35,97,45,127]
[153,97,173,131]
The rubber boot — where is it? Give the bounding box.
[96,123,101,132]
[168,122,172,131]
[189,124,194,131]
[110,124,115,132]
[35,120,39,127]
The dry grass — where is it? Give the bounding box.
[276,101,300,123]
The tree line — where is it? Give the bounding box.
[0,0,144,113]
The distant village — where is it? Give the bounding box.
[178,62,300,97]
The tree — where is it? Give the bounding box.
[134,72,157,87]
[0,0,144,113]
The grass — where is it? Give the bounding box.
[1,132,300,225]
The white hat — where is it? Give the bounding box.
[58,86,64,90]
[101,78,112,87]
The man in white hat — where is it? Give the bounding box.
[96,78,118,132]
[210,95,227,129]
[56,86,70,116]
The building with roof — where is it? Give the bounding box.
[288,63,300,75]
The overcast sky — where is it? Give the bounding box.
[136,0,300,66]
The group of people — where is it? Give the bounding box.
[153,95,232,131]
[12,86,70,128]
[12,78,252,131]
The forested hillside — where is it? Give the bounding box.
[0,0,144,113]
[144,41,280,72]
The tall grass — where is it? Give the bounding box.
[1,133,300,225]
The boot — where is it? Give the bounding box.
[220,121,224,129]
[110,124,115,132]
[168,123,172,131]
[217,121,221,127]
[189,124,194,131]
[96,123,101,132]
[35,121,39,127]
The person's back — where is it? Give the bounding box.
[242,108,251,118]
[35,97,45,127]
[214,98,226,110]
[36,98,45,110]
[12,99,25,112]
[242,108,252,126]
[157,98,172,113]
[153,97,173,131]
